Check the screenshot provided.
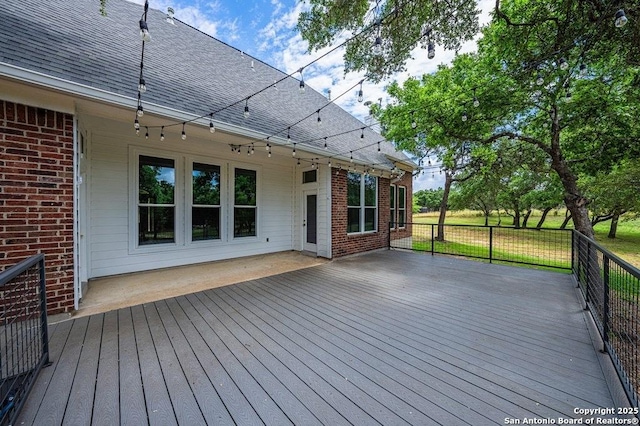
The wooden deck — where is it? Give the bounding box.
[19,250,617,425]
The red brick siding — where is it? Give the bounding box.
[390,171,413,241]
[331,169,395,258]
[1,100,75,314]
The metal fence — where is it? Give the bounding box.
[573,232,639,408]
[390,223,572,270]
[0,254,50,425]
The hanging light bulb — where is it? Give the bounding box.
[311,162,316,170]
[251,144,255,155]
[299,69,305,93]
[473,89,480,107]
[326,89,331,101]
[292,143,296,157]
[166,7,175,25]
[160,126,165,141]
[377,141,381,152]
[536,72,544,86]
[361,128,365,139]
[138,78,147,94]
[558,57,569,70]
[145,127,149,139]
[134,118,140,130]
[243,99,250,118]
[136,105,144,117]
[357,81,364,103]
[411,111,417,129]
[247,146,251,156]
[328,159,332,168]
[250,60,255,72]
[181,123,186,140]
[350,151,354,163]
[297,158,301,166]
[373,36,383,56]
[462,111,468,122]
[427,42,435,60]
[317,110,322,125]
[324,137,328,149]
[565,89,572,101]
[273,80,278,91]
[266,141,270,151]
[579,63,587,76]
[287,127,291,143]
[139,20,151,42]
[615,9,628,28]
[209,114,215,133]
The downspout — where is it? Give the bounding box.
[72,115,80,311]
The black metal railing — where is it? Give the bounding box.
[573,231,639,408]
[0,254,50,426]
[390,223,572,270]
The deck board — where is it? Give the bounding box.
[18,251,619,425]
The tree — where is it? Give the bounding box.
[414,188,444,212]
[297,1,639,83]
[297,0,480,82]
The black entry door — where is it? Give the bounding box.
[306,194,317,245]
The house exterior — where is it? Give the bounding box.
[0,0,415,315]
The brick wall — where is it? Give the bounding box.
[390,170,413,242]
[331,168,392,258]
[0,100,75,314]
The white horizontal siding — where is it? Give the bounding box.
[85,116,297,278]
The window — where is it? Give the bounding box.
[347,172,377,233]
[234,168,257,237]
[302,169,317,183]
[192,162,220,241]
[390,185,396,229]
[398,186,406,228]
[138,155,175,245]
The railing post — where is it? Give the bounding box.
[387,221,391,250]
[38,255,50,365]
[489,226,493,264]
[602,255,610,354]
[430,224,434,256]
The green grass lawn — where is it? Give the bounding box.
[413,210,640,268]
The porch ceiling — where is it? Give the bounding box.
[20,251,619,425]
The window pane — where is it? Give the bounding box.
[234,207,256,237]
[193,163,220,205]
[347,172,361,206]
[192,207,220,240]
[302,170,317,184]
[347,207,360,233]
[235,169,257,206]
[365,208,376,231]
[364,175,377,206]
[139,156,174,204]
[398,209,406,228]
[398,187,406,209]
[139,206,175,245]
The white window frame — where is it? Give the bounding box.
[231,164,260,241]
[187,158,225,245]
[398,185,407,229]
[347,172,378,234]
[390,184,397,230]
[130,147,182,253]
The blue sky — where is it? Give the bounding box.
[130,0,493,190]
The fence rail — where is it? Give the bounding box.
[390,223,572,270]
[0,254,50,426]
[573,232,639,408]
[390,223,639,409]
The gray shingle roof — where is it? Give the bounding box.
[1,0,413,168]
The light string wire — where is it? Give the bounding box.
[134,2,431,174]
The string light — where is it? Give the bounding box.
[292,143,296,157]
[287,127,291,143]
[134,118,140,130]
[297,158,301,166]
[243,98,250,118]
[361,128,365,139]
[268,144,272,158]
[472,88,479,107]
[326,89,331,101]
[558,57,569,70]
[462,111,468,122]
[145,126,149,139]
[536,72,544,86]
[138,78,147,93]
[317,110,322,125]
[373,36,383,55]
[181,122,186,140]
[251,60,255,72]
[209,114,215,133]
[324,137,328,149]
[251,144,255,155]
[357,81,364,103]
[273,80,278,91]
[328,159,332,168]
[427,42,435,60]
[579,63,587,76]
[136,104,144,117]
[299,68,305,93]
[411,111,417,129]
[139,20,151,42]
[615,9,628,27]
[377,141,381,152]
[160,126,165,141]
[350,151,354,162]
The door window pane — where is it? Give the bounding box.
[234,169,257,237]
[192,163,220,241]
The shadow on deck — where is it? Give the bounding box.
[18,250,621,425]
